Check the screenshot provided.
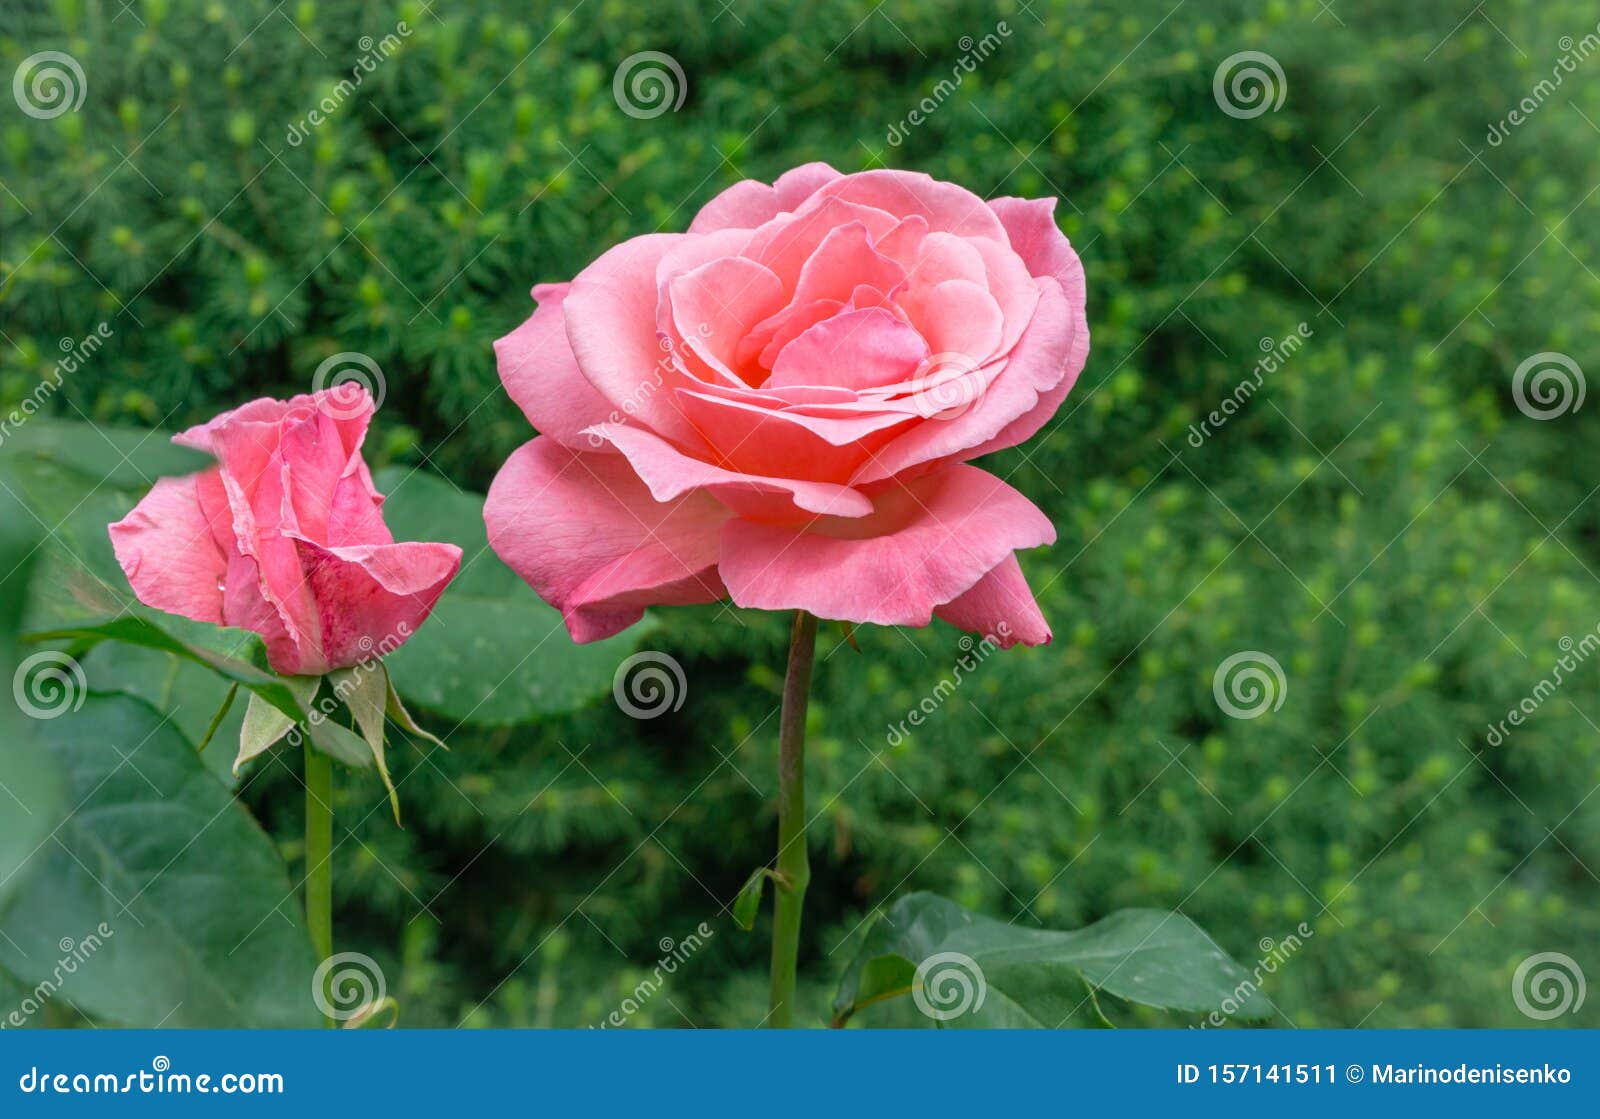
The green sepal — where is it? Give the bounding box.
[329,663,400,825]
[383,663,446,752]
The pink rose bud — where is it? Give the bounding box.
[110,385,461,676]
[486,165,1088,647]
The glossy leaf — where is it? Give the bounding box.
[0,694,320,1027]
[373,467,636,726]
[0,474,64,911]
[0,419,208,490]
[78,644,245,785]
[833,892,1274,1028]
[32,614,307,723]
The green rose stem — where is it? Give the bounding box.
[303,737,335,1028]
[767,609,818,1027]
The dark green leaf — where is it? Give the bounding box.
[833,892,1274,1028]
[373,467,636,725]
[0,474,64,911]
[79,645,244,785]
[31,614,306,722]
[0,419,208,491]
[0,694,319,1027]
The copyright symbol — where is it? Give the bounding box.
[1345,1064,1364,1083]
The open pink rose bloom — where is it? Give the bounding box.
[109,386,462,676]
[486,164,1089,647]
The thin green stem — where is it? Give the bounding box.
[304,738,334,1028]
[767,610,818,1028]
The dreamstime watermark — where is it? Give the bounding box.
[1511,351,1585,420]
[612,51,686,119]
[1213,51,1286,119]
[885,624,1010,745]
[912,951,986,1021]
[1186,323,1311,446]
[285,23,412,145]
[312,351,386,418]
[1487,25,1600,146]
[613,651,687,719]
[0,323,112,449]
[12,51,85,119]
[2,924,114,1028]
[17,1058,283,1095]
[311,952,387,1023]
[885,22,1012,146]
[1195,922,1313,1028]
[1511,952,1585,1020]
[595,923,715,1027]
[1212,651,1287,720]
[905,352,985,420]
[1484,624,1599,746]
[12,650,87,721]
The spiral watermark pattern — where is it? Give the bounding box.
[612,51,687,119]
[912,951,986,1021]
[13,650,87,720]
[13,51,86,119]
[312,352,386,418]
[1512,352,1585,420]
[612,651,687,719]
[906,352,984,420]
[1213,51,1286,119]
[1212,650,1287,719]
[311,951,387,1023]
[1512,952,1585,1020]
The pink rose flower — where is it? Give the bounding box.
[110,386,462,676]
[486,164,1088,647]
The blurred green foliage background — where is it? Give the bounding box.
[2,0,1598,1027]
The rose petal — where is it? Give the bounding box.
[961,288,1090,460]
[809,168,1008,241]
[767,308,929,390]
[719,465,1054,626]
[897,278,1004,361]
[853,276,1076,482]
[744,197,901,293]
[109,472,230,625]
[742,298,844,371]
[326,457,392,548]
[584,421,873,521]
[933,554,1051,647]
[563,233,705,447]
[673,387,912,480]
[790,223,907,307]
[988,195,1089,304]
[667,256,786,386]
[687,161,842,234]
[968,234,1040,354]
[174,388,373,464]
[291,538,462,671]
[495,283,621,451]
[277,405,387,546]
[485,437,729,642]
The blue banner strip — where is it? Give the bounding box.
[4,1029,1594,1115]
